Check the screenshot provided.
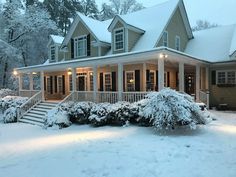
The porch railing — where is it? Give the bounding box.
[75,91,94,102]
[19,90,40,97]
[17,91,42,121]
[122,92,148,103]
[199,90,210,109]
[58,92,75,105]
[97,92,118,104]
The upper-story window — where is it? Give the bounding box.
[175,36,180,51]
[50,46,56,62]
[217,71,236,85]
[74,35,87,57]
[163,31,168,47]
[114,28,124,51]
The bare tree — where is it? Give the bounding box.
[192,20,219,32]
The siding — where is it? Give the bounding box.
[128,29,142,51]
[156,7,189,52]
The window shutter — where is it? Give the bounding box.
[176,72,179,88]
[99,73,103,91]
[156,70,158,91]
[62,75,65,95]
[44,76,46,91]
[54,76,57,93]
[146,70,150,82]
[123,71,125,92]
[50,76,53,94]
[71,38,74,59]
[135,70,140,91]
[112,72,116,91]
[167,72,170,87]
[87,34,91,56]
[211,70,216,85]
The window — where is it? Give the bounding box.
[175,36,180,51]
[50,46,56,61]
[58,76,63,93]
[163,31,168,47]
[164,72,168,87]
[114,28,124,51]
[74,36,87,57]
[104,73,112,91]
[217,71,236,85]
[89,72,93,91]
[46,77,51,93]
[146,71,155,91]
[126,71,135,92]
[69,75,72,91]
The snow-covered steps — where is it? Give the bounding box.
[19,101,59,127]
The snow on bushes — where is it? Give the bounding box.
[3,107,17,123]
[139,88,207,130]
[0,89,16,98]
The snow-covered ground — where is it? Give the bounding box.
[0,111,236,177]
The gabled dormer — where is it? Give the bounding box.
[108,15,145,54]
[47,35,64,63]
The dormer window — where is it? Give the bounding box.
[114,28,124,51]
[163,31,168,47]
[175,36,180,51]
[50,46,56,62]
[74,35,87,57]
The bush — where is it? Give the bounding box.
[140,88,207,130]
[0,89,16,98]
[3,107,17,123]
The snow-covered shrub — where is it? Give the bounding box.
[3,107,17,123]
[45,107,72,129]
[0,89,16,98]
[89,103,111,127]
[140,88,207,130]
[68,102,94,124]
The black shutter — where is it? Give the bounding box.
[167,72,170,87]
[62,75,65,95]
[156,70,158,91]
[87,34,91,56]
[54,76,57,93]
[99,73,103,91]
[135,70,140,91]
[112,72,116,91]
[50,76,53,94]
[123,71,125,92]
[211,70,216,85]
[44,76,46,91]
[176,72,179,88]
[146,70,150,82]
[71,38,74,59]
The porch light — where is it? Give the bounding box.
[90,72,93,76]
[13,70,18,76]
[67,68,72,75]
[32,72,37,75]
[159,53,168,59]
[130,79,134,83]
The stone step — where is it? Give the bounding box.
[22,115,45,123]
[19,118,44,126]
[36,105,55,110]
[26,113,45,119]
[29,110,46,116]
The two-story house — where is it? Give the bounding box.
[15,0,236,124]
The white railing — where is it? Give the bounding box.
[75,91,94,102]
[199,90,210,109]
[58,92,75,105]
[122,92,148,103]
[97,92,118,104]
[17,91,42,121]
[19,90,40,97]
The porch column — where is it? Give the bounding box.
[29,73,33,90]
[158,58,165,91]
[196,65,200,102]
[118,63,123,101]
[18,73,23,96]
[205,67,209,90]
[93,66,98,102]
[72,68,77,101]
[40,71,45,101]
[179,62,185,92]
[143,63,147,91]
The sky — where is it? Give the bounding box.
[95,0,236,26]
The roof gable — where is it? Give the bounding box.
[47,35,64,48]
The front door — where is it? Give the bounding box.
[78,75,86,91]
[185,74,195,95]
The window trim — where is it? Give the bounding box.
[74,35,87,58]
[216,70,236,85]
[163,31,168,47]
[50,45,57,62]
[113,27,125,51]
[175,35,181,51]
[103,72,112,91]
[125,71,135,92]
[57,75,63,94]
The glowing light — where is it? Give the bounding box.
[67,68,72,75]
[32,72,37,75]
[159,53,168,59]
[13,70,18,76]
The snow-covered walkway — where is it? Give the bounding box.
[0,111,236,177]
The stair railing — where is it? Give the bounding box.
[17,91,42,121]
[58,92,75,106]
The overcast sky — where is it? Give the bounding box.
[96,0,236,26]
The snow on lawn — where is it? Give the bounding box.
[0,111,236,177]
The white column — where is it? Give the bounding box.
[179,62,185,92]
[205,67,209,90]
[93,66,98,102]
[29,73,33,91]
[143,63,147,91]
[40,71,45,101]
[158,58,165,91]
[72,68,77,101]
[118,63,123,101]
[18,73,22,96]
[196,65,200,102]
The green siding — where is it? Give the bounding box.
[128,29,141,51]
[156,7,189,52]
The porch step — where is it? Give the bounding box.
[19,101,59,127]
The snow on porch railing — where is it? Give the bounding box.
[97,92,118,104]
[122,92,148,103]
[19,90,40,97]
[199,90,210,109]
[58,92,75,105]
[75,91,94,102]
[17,91,42,121]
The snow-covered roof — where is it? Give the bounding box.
[50,35,64,44]
[185,25,236,62]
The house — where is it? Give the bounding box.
[15,0,236,124]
